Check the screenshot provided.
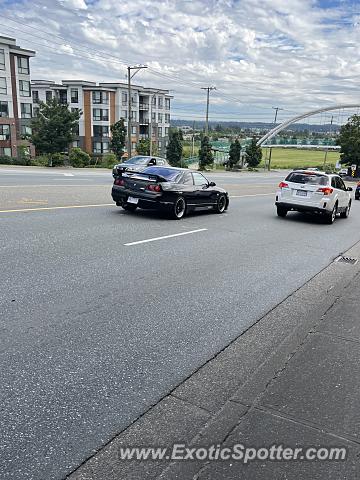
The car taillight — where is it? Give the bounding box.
[114,178,125,186]
[278,182,289,188]
[146,184,162,192]
[317,187,333,196]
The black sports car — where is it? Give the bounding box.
[112,166,229,219]
[112,155,169,177]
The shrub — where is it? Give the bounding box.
[0,155,15,165]
[50,153,65,167]
[69,147,91,167]
[31,155,49,166]
[102,153,117,168]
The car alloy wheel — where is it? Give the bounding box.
[326,203,337,224]
[172,196,186,219]
[340,201,351,219]
[214,194,227,213]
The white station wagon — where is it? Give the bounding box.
[275,170,353,224]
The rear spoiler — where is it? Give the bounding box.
[126,173,168,182]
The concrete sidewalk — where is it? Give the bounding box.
[68,242,360,480]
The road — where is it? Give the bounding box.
[1,166,360,479]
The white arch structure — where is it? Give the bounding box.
[257,104,360,146]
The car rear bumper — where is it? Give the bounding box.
[275,201,329,214]
[111,185,172,209]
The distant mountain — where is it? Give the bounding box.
[170,119,340,134]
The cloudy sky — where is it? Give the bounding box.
[0,0,359,123]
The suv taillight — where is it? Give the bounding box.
[114,178,125,186]
[146,184,162,192]
[278,182,289,188]
[317,187,333,196]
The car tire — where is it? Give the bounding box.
[277,206,288,217]
[340,201,351,219]
[171,196,186,220]
[213,194,227,214]
[122,204,137,212]
[355,196,360,200]
[325,203,337,224]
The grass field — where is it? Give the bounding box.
[260,148,340,169]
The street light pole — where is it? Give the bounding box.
[127,65,147,159]
[201,86,216,135]
[267,106,283,171]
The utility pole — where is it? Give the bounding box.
[127,65,147,159]
[191,121,195,157]
[201,86,216,135]
[268,106,283,171]
[323,115,334,169]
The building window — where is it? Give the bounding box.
[20,125,32,137]
[72,140,79,148]
[131,111,136,121]
[93,108,109,121]
[158,97,163,108]
[93,125,109,137]
[71,88,79,103]
[131,94,137,104]
[71,107,79,113]
[165,98,170,110]
[0,77,6,94]
[17,56,29,74]
[151,112,156,122]
[0,101,9,117]
[46,90,52,102]
[32,90,39,103]
[165,127,169,136]
[58,90,67,104]
[0,124,10,140]
[19,80,31,97]
[131,126,137,134]
[165,113,170,123]
[0,49,5,70]
[93,141,109,153]
[73,124,79,136]
[132,142,137,150]
[0,147,11,156]
[158,113,163,123]
[92,91,108,104]
[21,103,32,118]
[121,110,127,119]
[33,106,39,117]
[158,140,162,149]
[122,92,127,105]
[152,96,156,106]
[158,127,162,136]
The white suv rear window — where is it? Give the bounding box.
[285,172,328,186]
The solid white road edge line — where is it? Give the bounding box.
[124,228,208,246]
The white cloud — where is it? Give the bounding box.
[1,0,360,121]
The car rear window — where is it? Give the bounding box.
[141,167,182,181]
[285,172,328,186]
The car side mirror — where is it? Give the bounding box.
[347,187,353,191]
[209,181,216,187]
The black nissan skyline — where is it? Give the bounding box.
[111,166,229,219]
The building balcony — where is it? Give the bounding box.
[139,103,149,110]
[139,134,149,140]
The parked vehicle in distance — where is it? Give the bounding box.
[112,156,169,177]
[355,182,360,200]
[112,166,229,219]
[275,170,353,224]
[338,168,348,177]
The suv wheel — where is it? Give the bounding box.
[325,203,337,224]
[340,201,351,219]
[277,206,288,217]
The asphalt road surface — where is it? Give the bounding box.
[1,166,360,479]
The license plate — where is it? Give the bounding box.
[296,190,307,197]
[127,196,139,204]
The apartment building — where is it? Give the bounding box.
[31,79,172,157]
[0,36,35,157]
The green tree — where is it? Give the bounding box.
[30,99,80,163]
[110,118,127,160]
[198,135,213,170]
[69,147,91,167]
[228,139,241,168]
[339,114,360,167]
[136,138,151,155]
[166,129,183,167]
[245,137,262,168]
